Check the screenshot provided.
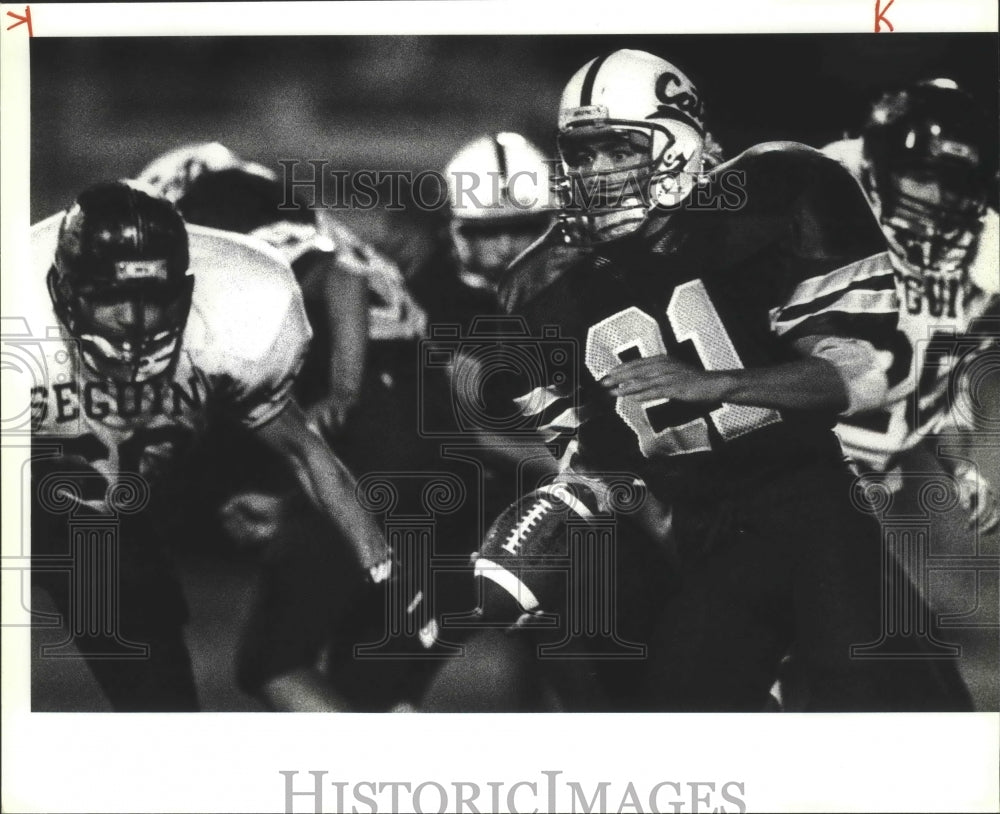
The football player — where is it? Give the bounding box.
[139,142,435,523]
[29,181,389,711]
[230,136,562,712]
[139,142,408,438]
[421,50,973,711]
[140,146,443,710]
[408,133,563,501]
[823,80,999,532]
[411,132,555,324]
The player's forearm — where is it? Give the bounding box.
[716,357,849,412]
[323,267,368,403]
[256,404,389,571]
[258,667,352,712]
[296,442,388,571]
[473,432,561,485]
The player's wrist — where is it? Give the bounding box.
[940,455,972,479]
[367,552,396,584]
[326,383,361,409]
[711,370,741,402]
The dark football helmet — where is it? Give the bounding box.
[48,181,193,382]
[861,79,995,280]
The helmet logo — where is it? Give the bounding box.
[114,259,169,281]
[930,138,978,163]
[654,72,705,130]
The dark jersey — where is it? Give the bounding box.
[502,143,897,500]
[410,238,504,332]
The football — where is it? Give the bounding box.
[481,481,601,564]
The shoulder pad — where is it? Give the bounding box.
[185,225,305,366]
[498,223,584,313]
[716,141,841,185]
[711,141,869,225]
[969,208,999,295]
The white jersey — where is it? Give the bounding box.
[821,138,1000,469]
[29,215,311,511]
[251,212,427,342]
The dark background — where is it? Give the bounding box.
[31,34,999,233]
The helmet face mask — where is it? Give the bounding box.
[554,50,707,246]
[52,277,193,382]
[449,213,552,282]
[874,166,986,280]
[555,119,704,244]
[49,181,194,383]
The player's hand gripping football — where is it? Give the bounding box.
[952,459,1000,534]
[601,354,730,403]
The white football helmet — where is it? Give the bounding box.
[445,132,554,219]
[554,49,708,244]
[445,133,555,283]
[137,142,276,204]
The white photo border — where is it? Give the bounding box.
[2,3,998,813]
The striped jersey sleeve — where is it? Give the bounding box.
[769,251,898,347]
[513,384,589,446]
[754,147,899,351]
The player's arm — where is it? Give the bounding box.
[927,301,1000,532]
[468,430,562,483]
[299,252,369,436]
[444,346,562,484]
[605,153,901,416]
[234,266,389,575]
[321,262,368,421]
[232,493,376,711]
[253,401,389,573]
[599,337,867,414]
[602,258,898,415]
[258,667,352,712]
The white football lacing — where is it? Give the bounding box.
[504,498,554,552]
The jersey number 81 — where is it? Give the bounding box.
[585,279,782,457]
